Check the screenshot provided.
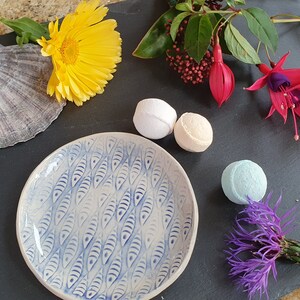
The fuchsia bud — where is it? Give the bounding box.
[209,40,235,107]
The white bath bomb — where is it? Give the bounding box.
[133,98,177,139]
[221,160,267,205]
[174,113,213,152]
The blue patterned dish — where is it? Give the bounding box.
[16,132,198,300]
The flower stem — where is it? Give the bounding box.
[197,9,239,15]
[272,18,300,24]
[282,238,300,262]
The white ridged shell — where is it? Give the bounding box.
[0,44,65,148]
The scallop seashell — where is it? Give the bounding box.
[0,44,65,148]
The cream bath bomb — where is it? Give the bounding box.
[133,98,177,139]
[174,113,213,152]
[221,160,267,205]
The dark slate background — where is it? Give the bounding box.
[1,1,300,299]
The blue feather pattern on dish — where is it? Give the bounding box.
[73,276,88,297]
[117,188,131,222]
[86,270,103,298]
[53,171,69,203]
[112,274,128,300]
[55,191,71,225]
[19,134,195,299]
[87,238,102,271]
[72,156,87,188]
[63,235,78,268]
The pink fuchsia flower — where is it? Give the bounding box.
[209,40,235,107]
[246,52,300,141]
[225,194,300,300]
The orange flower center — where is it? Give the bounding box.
[60,39,79,64]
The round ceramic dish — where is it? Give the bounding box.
[16,132,198,300]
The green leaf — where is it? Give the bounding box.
[184,14,213,63]
[175,2,192,12]
[208,13,218,29]
[193,0,206,4]
[133,8,179,59]
[167,0,179,7]
[209,14,231,55]
[0,17,49,42]
[242,7,278,52]
[170,12,191,41]
[224,23,261,64]
[16,32,32,46]
[226,0,245,6]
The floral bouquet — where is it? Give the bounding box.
[133,0,300,140]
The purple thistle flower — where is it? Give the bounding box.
[225,193,299,300]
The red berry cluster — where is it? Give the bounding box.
[165,19,213,85]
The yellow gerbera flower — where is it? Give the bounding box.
[37,0,122,106]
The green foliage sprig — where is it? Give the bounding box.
[0,17,49,46]
[133,0,300,65]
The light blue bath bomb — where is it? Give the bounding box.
[221,160,267,205]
